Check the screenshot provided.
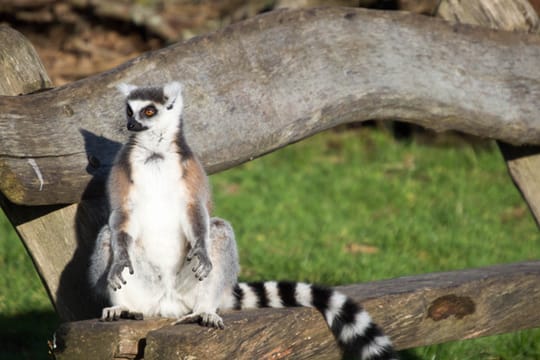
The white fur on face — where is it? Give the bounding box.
[126,99,179,134]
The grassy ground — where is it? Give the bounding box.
[0,209,58,359]
[1,128,539,359]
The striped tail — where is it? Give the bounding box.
[225,281,398,360]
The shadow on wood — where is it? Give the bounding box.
[54,131,122,320]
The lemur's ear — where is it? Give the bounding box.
[163,81,183,110]
[117,83,138,96]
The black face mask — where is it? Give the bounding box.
[127,118,148,132]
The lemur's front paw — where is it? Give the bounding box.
[186,245,213,281]
[107,256,134,290]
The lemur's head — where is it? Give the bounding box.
[117,81,183,132]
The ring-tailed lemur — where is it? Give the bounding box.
[89,82,398,360]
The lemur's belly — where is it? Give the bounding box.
[133,196,186,269]
[110,258,198,318]
[130,156,189,269]
[114,155,196,316]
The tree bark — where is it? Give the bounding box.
[53,261,540,359]
[3,7,540,206]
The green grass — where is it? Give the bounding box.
[0,209,58,359]
[1,128,539,359]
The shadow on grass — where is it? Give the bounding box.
[0,310,59,360]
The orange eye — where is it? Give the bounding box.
[143,106,156,117]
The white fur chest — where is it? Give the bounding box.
[128,145,188,270]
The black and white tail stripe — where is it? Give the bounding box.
[225,281,398,360]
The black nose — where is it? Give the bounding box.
[127,119,146,131]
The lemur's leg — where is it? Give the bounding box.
[89,225,112,295]
[185,201,213,280]
[106,209,135,290]
[99,209,143,321]
[174,218,239,328]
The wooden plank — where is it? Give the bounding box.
[436,0,540,226]
[52,262,540,359]
[3,8,540,205]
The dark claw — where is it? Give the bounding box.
[186,244,212,280]
[107,253,134,290]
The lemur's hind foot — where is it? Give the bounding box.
[172,312,225,329]
[100,305,143,321]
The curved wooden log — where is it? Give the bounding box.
[3,7,540,205]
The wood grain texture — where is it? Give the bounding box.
[54,318,171,359]
[436,0,540,226]
[3,7,540,205]
[53,262,540,359]
[438,0,539,31]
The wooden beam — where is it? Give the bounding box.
[3,7,540,205]
[53,261,540,359]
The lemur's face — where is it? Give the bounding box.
[117,82,184,132]
[125,99,163,132]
